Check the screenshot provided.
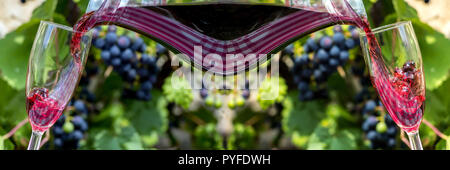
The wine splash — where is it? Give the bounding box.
[26,88,65,132]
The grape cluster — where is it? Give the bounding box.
[92,26,159,101]
[286,25,360,101]
[361,99,398,149]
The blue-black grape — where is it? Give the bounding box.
[117,36,131,49]
[111,58,121,67]
[127,69,137,81]
[131,37,144,51]
[319,36,333,50]
[332,32,345,45]
[156,43,167,56]
[94,38,106,49]
[316,49,329,63]
[105,32,117,44]
[52,126,64,137]
[313,70,323,81]
[73,100,87,114]
[339,51,349,63]
[110,45,121,57]
[306,38,318,52]
[141,81,153,91]
[366,131,377,141]
[328,58,339,68]
[345,38,356,49]
[363,100,377,114]
[100,51,111,62]
[297,81,309,92]
[329,45,340,57]
[121,48,134,61]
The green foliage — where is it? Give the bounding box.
[194,123,223,149]
[228,124,256,149]
[85,90,168,149]
[31,0,58,20]
[0,0,61,90]
[283,92,361,149]
[257,76,287,110]
[0,20,40,90]
[125,91,169,136]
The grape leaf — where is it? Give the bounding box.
[74,0,90,14]
[0,138,3,150]
[306,126,329,150]
[194,123,224,150]
[0,78,27,127]
[413,20,450,90]
[0,0,62,90]
[124,90,168,136]
[392,0,418,20]
[0,20,40,90]
[282,92,327,136]
[92,126,144,150]
[119,126,144,150]
[31,0,58,20]
[92,129,121,150]
[434,128,450,150]
[0,138,13,150]
[424,79,450,126]
[329,130,357,150]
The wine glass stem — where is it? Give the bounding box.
[407,131,423,150]
[27,131,43,150]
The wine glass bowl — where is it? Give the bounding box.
[360,21,425,150]
[25,21,92,150]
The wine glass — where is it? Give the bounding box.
[360,21,425,150]
[25,21,92,150]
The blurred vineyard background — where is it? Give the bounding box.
[1,0,450,150]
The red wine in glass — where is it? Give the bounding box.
[361,21,425,150]
[371,61,425,133]
[25,21,92,150]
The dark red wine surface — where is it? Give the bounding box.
[26,88,65,132]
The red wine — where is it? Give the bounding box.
[26,60,80,132]
[26,87,65,132]
[358,22,425,133]
[370,60,425,133]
